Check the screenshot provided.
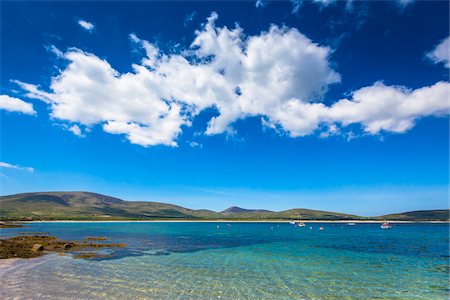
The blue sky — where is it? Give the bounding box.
[0,1,448,216]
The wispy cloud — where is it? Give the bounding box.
[188,141,202,148]
[0,162,34,172]
[45,44,64,58]
[255,0,269,9]
[184,11,197,27]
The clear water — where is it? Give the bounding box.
[1,222,449,299]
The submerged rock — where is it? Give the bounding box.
[72,252,112,260]
[85,237,107,241]
[0,221,24,228]
[0,235,127,259]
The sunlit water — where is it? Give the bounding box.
[1,222,449,299]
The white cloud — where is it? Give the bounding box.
[328,81,449,134]
[13,13,449,147]
[427,36,449,68]
[0,162,34,172]
[78,19,95,32]
[264,81,449,137]
[68,124,84,137]
[0,95,36,115]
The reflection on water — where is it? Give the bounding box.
[1,222,449,299]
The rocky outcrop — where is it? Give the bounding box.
[0,235,126,259]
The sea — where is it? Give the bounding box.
[1,222,449,299]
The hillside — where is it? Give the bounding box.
[0,192,448,221]
[380,210,449,221]
[0,192,222,220]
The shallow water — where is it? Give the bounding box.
[1,222,449,299]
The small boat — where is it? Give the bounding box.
[380,222,392,229]
[289,221,296,225]
[319,227,324,231]
[347,222,356,226]
[296,222,306,227]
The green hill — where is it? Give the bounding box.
[379,210,449,221]
[0,192,222,220]
[0,192,448,221]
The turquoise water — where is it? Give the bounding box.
[1,222,449,299]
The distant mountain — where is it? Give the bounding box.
[221,206,273,214]
[0,192,448,221]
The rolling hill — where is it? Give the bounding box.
[0,192,448,221]
[380,210,450,221]
[0,192,222,220]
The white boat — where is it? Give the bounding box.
[297,222,306,227]
[347,222,356,226]
[289,221,296,225]
[380,222,392,229]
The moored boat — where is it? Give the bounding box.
[380,222,392,229]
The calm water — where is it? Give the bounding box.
[1,222,449,299]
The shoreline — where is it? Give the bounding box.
[21,220,450,224]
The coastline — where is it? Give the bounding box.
[23,220,450,223]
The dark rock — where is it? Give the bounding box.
[64,243,74,249]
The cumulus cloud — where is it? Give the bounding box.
[0,162,34,172]
[264,81,449,137]
[78,19,95,32]
[328,81,449,134]
[0,95,36,115]
[14,13,338,146]
[13,13,449,147]
[427,36,449,68]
